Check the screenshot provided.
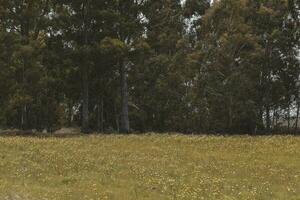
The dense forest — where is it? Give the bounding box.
[0,0,299,133]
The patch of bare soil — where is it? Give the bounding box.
[53,127,81,135]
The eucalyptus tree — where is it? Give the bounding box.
[250,0,300,131]
[0,0,54,129]
[97,0,145,133]
[195,0,300,132]
[52,0,111,132]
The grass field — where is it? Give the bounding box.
[0,134,299,200]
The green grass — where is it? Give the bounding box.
[0,134,300,200]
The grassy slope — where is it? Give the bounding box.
[0,134,299,200]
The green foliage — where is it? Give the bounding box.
[99,37,127,57]
[0,0,298,133]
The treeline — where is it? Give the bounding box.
[0,0,299,133]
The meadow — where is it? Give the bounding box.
[0,134,299,200]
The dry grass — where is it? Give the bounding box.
[0,134,299,200]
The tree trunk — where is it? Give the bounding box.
[101,97,104,132]
[275,110,279,127]
[272,107,276,128]
[68,100,73,127]
[20,18,30,130]
[264,40,272,132]
[258,106,264,130]
[120,61,130,133]
[228,94,233,131]
[81,68,89,133]
[287,104,291,133]
[21,105,26,130]
[81,0,90,133]
[265,105,271,131]
[295,101,300,130]
[97,96,104,132]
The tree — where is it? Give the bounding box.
[0,0,298,134]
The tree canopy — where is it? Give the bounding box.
[0,0,299,133]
